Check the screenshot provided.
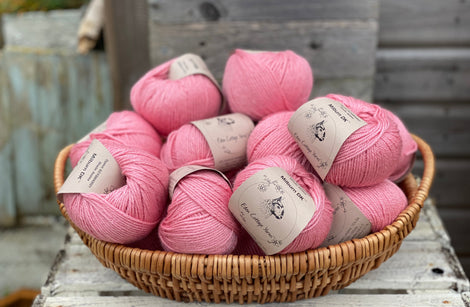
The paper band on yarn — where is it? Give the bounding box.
[191,113,255,172]
[169,53,226,113]
[76,120,107,144]
[169,165,232,199]
[288,97,367,180]
[228,167,316,255]
[57,139,126,202]
[320,183,371,247]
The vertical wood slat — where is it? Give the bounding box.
[0,51,16,226]
[104,0,150,110]
[2,48,113,218]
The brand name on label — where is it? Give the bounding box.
[328,103,348,123]
[77,153,97,181]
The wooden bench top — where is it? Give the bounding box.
[33,199,470,306]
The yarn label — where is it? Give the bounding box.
[168,165,232,199]
[76,120,107,143]
[57,139,126,201]
[228,167,316,255]
[288,97,367,180]
[169,53,226,113]
[192,113,255,172]
[320,183,371,247]
[169,53,220,89]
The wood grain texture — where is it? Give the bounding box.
[379,103,470,157]
[379,0,470,46]
[2,10,82,50]
[375,48,470,102]
[148,0,379,23]
[0,51,16,226]
[2,48,112,217]
[34,201,470,306]
[37,292,469,307]
[413,159,470,208]
[104,0,150,110]
[149,21,377,101]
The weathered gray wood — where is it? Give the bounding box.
[413,159,470,208]
[2,10,82,50]
[378,103,470,157]
[439,209,470,256]
[313,78,373,103]
[379,0,470,46]
[0,51,16,226]
[37,292,469,307]
[150,20,377,80]
[375,48,470,102]
[0,14,3,49]
[104,0,150,110]
[2,48,113,217]
[149,0,379,23]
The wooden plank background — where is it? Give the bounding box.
[1,48,113,217]
[376,0,470,276]
[148,0,379,102]
[0,52,16,226]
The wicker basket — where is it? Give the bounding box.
[53,134,435,304]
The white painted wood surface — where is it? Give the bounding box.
[33,200,470,306]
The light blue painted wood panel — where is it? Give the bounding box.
[3,50,45,216]
[2,48,113,217]
[0,51,16,226]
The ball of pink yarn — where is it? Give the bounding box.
[341,180,408,233]
[319,94,403,187]
[222,49,313,121]
[158,170,239,254]
[69,110,162,167]
[232,155,333,255]
[247,111,315,173]
[383,109,418,182]
[160,123,213,172]
[63,140,169,244]
[130,57,222,136]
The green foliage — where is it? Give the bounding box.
[0,0,89,13]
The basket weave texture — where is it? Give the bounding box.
[53,134,435,304]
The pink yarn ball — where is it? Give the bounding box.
[320,94,403,187]
[340,180,408,233]
[232,155,333,255]
[160,123,214,172]
[247,111,314,173]
[69,110,162,167]
[158,170,239,254]
[223,49,313,121]
[63,140,169,244]
[383,109,418,182]
[130,57,222,136]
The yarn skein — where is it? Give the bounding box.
[223,49,313,121]
[158,170,239,254]
[63,140,169,244]
[232,155,333,255]
[383,109,418,182]
[247,111,315,173]
[160,123,215,172]
[313,94,403,187]
[340,180,408,233]
[69,110,162,167]
[130,57,222,136]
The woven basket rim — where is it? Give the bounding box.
[53,134,435,301]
